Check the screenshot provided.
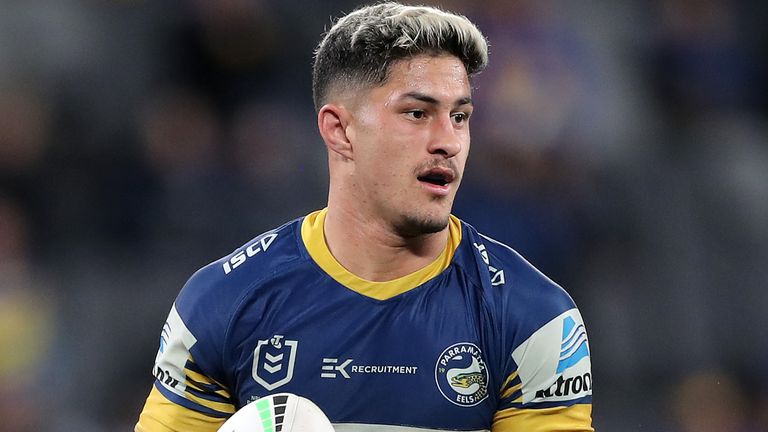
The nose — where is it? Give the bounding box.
[427,115,463,158]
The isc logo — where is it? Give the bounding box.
[223,233,278,274]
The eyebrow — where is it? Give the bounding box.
[401,91,473,108]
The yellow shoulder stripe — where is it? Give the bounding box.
[135,386,227,432]
[184,367,231,399]
[500,371,519,389]
[498,371,523,402]
[183,390,236,415]
[500,382,523,401]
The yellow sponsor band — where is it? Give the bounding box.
[493,404,593,432]
[135,386,227,432]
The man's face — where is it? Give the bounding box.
[346,54,473,237]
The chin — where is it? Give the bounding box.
[394,213,450,238]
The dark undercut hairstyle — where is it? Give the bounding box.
[311,2,489,111]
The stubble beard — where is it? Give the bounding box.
[390,160,459,237]
[392,212,450,238]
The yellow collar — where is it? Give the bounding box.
[301,208,462,300]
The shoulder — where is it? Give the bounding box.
[455,220,579,341]
[457,221,592,409]
[174,217,306,328]
[162,217,308,383]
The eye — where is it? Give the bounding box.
[405,110,426,120]
[451,112,469,124]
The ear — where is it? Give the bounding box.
[317,103,354,160]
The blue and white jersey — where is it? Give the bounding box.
[136,209,593,431]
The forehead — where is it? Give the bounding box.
[374,54,471,101]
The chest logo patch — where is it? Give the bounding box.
[252,335,298,391]
[435,342,489,407]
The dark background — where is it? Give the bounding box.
[1,1,767,431]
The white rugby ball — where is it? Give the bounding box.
[217,393,335,432]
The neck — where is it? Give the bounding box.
[323,204,449,282]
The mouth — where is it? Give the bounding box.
[417,167,455,190]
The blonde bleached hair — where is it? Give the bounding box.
[312,2,489,111]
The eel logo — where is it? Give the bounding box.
[435,342,489,407]
[451,371,485,388]
[252,335,298,391]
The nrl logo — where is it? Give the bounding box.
[252,335,298,390]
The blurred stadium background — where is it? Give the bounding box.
[1,1,767,431]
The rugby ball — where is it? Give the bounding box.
[217,393,335,432]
